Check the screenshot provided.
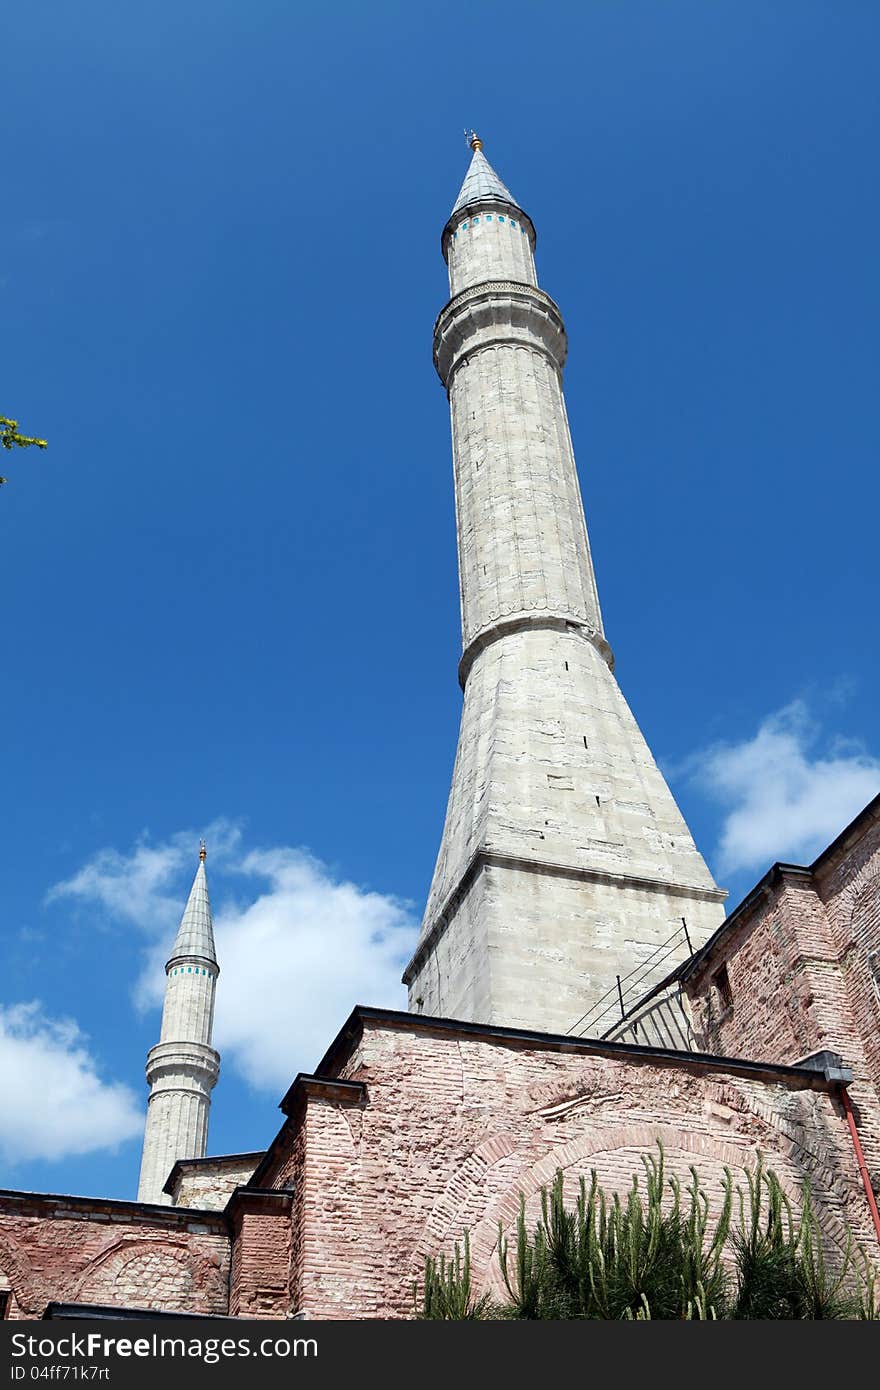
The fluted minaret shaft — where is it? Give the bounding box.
[404,141,726,1032]
[436,148,607,675]
[137,848,220,1205]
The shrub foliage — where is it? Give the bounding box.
[416,1146,878,1320]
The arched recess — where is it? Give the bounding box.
[0,1236,49,1318]
[850,873,880,993]
[474,1124,850,1300]
[409,1086,857,1297]
[73,1237,226,1314]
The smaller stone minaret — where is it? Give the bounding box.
[137,844,220,1205]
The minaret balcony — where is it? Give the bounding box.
[145,1039,220,1093]
[433,280,568,388]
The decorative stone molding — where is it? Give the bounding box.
[433,280,567,387]
[145,1040,220,1094]
[458,614,615,688]
[404,847,728,987]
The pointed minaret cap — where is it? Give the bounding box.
[167,845,218,970]
[443,133,535,262]
[451,134,518,217]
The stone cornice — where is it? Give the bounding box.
[314,1005,848,1097]
[403,847,728,986]
[458,614,614,688]
[0,1188,228,1232]
[433,280,567,387]
[145,1039,220,1088]
[278,1073,367,1117]
[165,951,219,975]
[225,1186,293,1223]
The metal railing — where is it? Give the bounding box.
[567,918,693,1039]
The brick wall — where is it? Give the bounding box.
[686,872,831,1062]
[274,1015,876,1318]
[815,811,880,1128]
[0,1194,230,1319]
[3,1010,877,1320]
[227,1191,292,1319]
[683,802,880,1183]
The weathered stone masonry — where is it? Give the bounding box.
[404,139,726,1034]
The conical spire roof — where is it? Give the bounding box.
[451,145,517,217]
[168,847,217,967]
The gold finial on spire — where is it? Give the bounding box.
[199,840,207,862]
[466,129,483,152]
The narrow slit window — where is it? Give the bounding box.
[867,950,880,1003]
[713,964,733,1011]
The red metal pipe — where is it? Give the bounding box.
[839,1085,880,1246]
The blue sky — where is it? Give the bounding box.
[2,2,878,1201]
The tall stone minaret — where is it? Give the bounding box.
[403,136,726,1034]
[137,844,220,1205]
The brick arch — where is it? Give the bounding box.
[478,1125,851,1299]
[0,1234,49,1318]
[467,1123,766,1288]
[408,1121,754,1279]
[826,861,880,939]
[73,1237,225,1313]
[850,873,880,944]
[720,1080,854,1208]
[410,1133,521,1270]
[410,1102,855,1295]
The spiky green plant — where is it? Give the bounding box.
[416,1144,879,1320]
[416,1231,494,1320]
[497,1146,732,1319]
[731,1156,866,1319]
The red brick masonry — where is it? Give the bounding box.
[2,795,879,1320]
[2,1010,874,1319]
[0,1193,228,1319]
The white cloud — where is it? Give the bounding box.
[0,1003,142,1165]
[48,819,242,935]
[50,833,418,1095]
[210,849,416,1090]
[687,700,880,877]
